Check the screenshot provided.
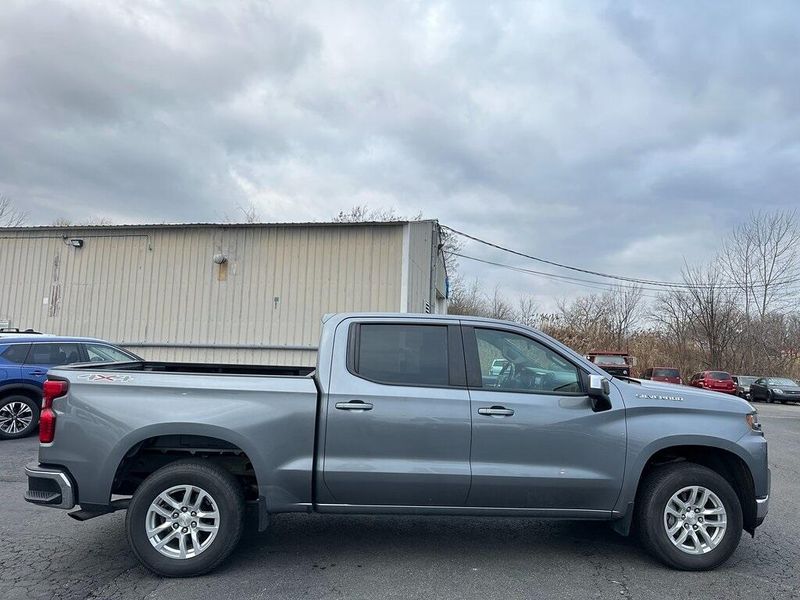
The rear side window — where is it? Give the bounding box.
[710,371,731,380]
[0,343,30,364]
[85,343,135,362]
[352,324,449,386]
[27,343,82,366]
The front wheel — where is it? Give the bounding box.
[0,395,39,440]
[635,463,742,570]
[126,460,245,577]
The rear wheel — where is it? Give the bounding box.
[0,395,39,440]
[635,463,742,570]
[126,460,245,577]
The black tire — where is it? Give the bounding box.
[635,463,742,571]
[126,460,245,577]
[767,391,773,404]
[0,395,40,440]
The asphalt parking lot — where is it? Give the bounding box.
[1,402,799,600]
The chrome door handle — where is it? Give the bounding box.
[478,406,515,417]
[335,401,374,411]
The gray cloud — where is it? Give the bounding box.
[1,0,799,308]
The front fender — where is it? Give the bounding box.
[613,433,761,517]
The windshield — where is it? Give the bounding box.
[768,377,798,386]
[653,368,680,378]
[593,355,627,365]
[736,376,757,385]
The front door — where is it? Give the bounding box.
[463,325,627,511]
[321,319,471,507]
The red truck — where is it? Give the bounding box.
[585,351,635,378]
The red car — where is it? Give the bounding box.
[689,371,736,394]
[641,367,682,385]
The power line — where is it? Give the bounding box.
[448,251,664,298]
[442,225,800,291]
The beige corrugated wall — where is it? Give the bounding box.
[0,223,408,365]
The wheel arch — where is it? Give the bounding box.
[0,383,43,405]
[105,424,267,506]
[615,437,757,535]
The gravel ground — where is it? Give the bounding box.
[1,402,798,600]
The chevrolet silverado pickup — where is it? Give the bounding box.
[25,313,769,577]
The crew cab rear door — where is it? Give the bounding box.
[320,317,471,507]
[462,324,627,512]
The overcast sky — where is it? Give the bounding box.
[1,1,799,309]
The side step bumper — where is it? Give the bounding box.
[24,463,75,510]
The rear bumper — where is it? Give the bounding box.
[24,463,76,510]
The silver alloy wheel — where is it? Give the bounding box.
[663,485,727,555]
[146,484,220,560]
[0,401,33,434]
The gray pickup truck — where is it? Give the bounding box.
[25,313,769,577]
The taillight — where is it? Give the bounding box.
[40,379,68,444]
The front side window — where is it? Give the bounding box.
[85,343,136,363]
[353,324,449,386]
[27,343,82,366]
[474,328,582,394]
[0,343,30,364]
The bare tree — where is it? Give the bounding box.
[607,285,644,348]
[332,204,461,274]
[680,260,743,369]
[722,210,800,319]
[516,295,539,327]
[238,203,261,224]
[488,285,515,320]
[0,195,27,227]
[447,277,489,317]
[50,217,114,226]
[333,205,421,223]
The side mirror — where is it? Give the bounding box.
[587,374,612,412]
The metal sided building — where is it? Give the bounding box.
[0,220,448,365]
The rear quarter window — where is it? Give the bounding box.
[0,343,30,364]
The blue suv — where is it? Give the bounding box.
[0,333,141,439]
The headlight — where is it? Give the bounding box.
[746,412,762,432]
[774,388,784,394]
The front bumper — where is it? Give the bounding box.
[24,463,76,509]
[755,468,771,527]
